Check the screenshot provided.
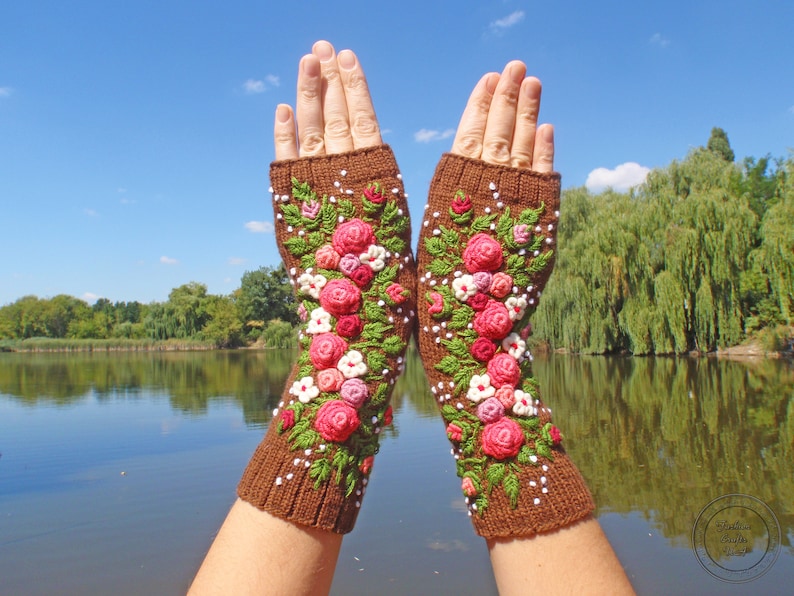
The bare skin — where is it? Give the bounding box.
[190,40,635,595]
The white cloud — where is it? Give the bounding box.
[789,105,794,114]
[243,74,279,94]
[649,33,670,47]
[0,87,11,98]
[264,74,280,87]
[84,208,99,217]
[82,292,100,303]
[490,10,525,33]
[160,255,179,265]
[414,128,455,143]
[244,220,274,234]
[228,257,246,265]
[585,162,651,193]
[119,197,136,205]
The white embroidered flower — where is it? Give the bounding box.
[360,244,387,271]
[505,296,528,321]
[466,374,495,403]
[337,350,368,378]
[290,376,320,404]
[452,274,478,302]
[502,333,527,361]
[512,390,537,417]
[297,272,327,299]
[306,307,332,334]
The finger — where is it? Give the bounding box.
[481,61,526,165]
[295,54,325,157]
[274,104,298,161]
[510,77,542,169]
[450,72,499,159]
[532,124,555,173]
[337,49,381,149]
[312,40,354,154]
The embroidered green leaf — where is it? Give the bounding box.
[516,416,540,433]
[362,321,392,340]
[441,404,461,421]
[381,200,399,225]
[291,178,317,202]
[320,202,337,235]
[448,305,474,330]
[300,253,316,270]
[424,236,446,257]
[449,208,473,226]
[441,337,470,359]
[338,199,356,219]
[513,270,530,288]
[528,250,553,274]
[332,447,349,480]
[495,208,513,239]
[486,463,506,491]
[283,236,311,257]
[367,351,388,375]
[363,300,388,323]
[428,258,455,277]
[503,472,520,508]
[281,203,303,227]
[505,253,525,277]
[345,470,358,497]
[435,355,460,375]
[469,214,497,233]
[475,495,488,515]
[374,264,399,286]
[457,328,479,343]
[370,383,389,407]
[517,445,536,465]
[297,364,315,379]
[310,458,332,488]
[291,428,322,450]
[392,213,409,234]
[453,367,475,396]
[517,204,544,226]
[382,236,406,255]
[306,231,326,252]
[381,336,405,357]
[439,225,460,247]
[536,441,554,461]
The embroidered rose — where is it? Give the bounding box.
[383,405,393,426]
[340,378,369,408]
[350,265,374,287]
[468,293,488,311]
[306,307,332,334]
[336,314,363,338]
[502,333,527,361]
[279,409,295,431]
[481,418,524,460]
[451,192,472,215]
[315,244,341,270]
[467,373,495,403]
[549,425,562,445]
[476,397,505,424]
[319,278,361,316]
[447,422,463,442]
[487,353,521,388]
[461,476,477,497]
[505,296,528,321]
[512,223,530,244]
[470,337,496,362]
[298,273,327,299]
[301,200,321,220]
[473,300,513,340]
[297,303,308,322]
[309,333,347,369]
[337,350,368,379]
[332,218,375,255]
[452,274,478,302]
[385,283,407,304]
[364,182,385,204]
[473,271,493,293]
[359,455,375,474]
[290,376,320,404]
[512,390,536,417]
[360,244,386,271]
[317,368,345,392]
[520,323,533,340]
[339,253,362,276]
[495,386,516,409]
[314,400,360,443]
[427,292,444,314]
[489,272,513,299]
[462,233,504,273]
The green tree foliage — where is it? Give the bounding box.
[236,264,299,333]
[706,126,735,162]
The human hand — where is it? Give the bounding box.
[274,40,381,160]
[451,61,554,172]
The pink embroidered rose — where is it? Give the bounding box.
[383,405,393,426]
[451,193,472,215]
[427,292,444,315]
[385,283,407,304]
[470,337,496,362]
[316,368,344,392]
[332,218,375,255]
[363,183,385,204]
[481,418,524,460]
[468,292,488,312]
[447,422,463,442]
[495,385,516,409]
[315,244,341,270]
[473,271,493,293]
[339,253,361,276]
[549,425,562,445]
[473,300,513,340]
[512,223,530,244]
[463,233,504,273]
[336,314,363,338]
[359,455,374,474]
[489,272,513,298]
[487,353,521,388]
[297,303,308,322]
[520,323,533,340]
[319,278,361,316]
[279,409,295,431]
[476,397,505,424]
[461,476,477,497]
[301,200,321,220]
[314,400,360,443]
[350,265,374,287]
[340,378,369,408]
[310,333,348,369]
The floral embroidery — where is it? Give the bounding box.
[273,175,412,498]
[421,185,560,514]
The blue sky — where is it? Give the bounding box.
[2,0,792,306]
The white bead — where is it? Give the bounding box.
[276,477,283,485]
[286,473,294,480]
[340,169,347,176]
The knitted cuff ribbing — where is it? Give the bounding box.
[238,145,416,534]
[416,153,594,538]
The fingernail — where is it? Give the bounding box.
[302,55,321,77]
[276,104,291,123]
[314,40,334,62]
[508,61,526,84]
[484,73,499,94]
[338,50,356,70]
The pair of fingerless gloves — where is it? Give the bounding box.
[237,145,594,538]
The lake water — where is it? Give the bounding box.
[0,350,792,595]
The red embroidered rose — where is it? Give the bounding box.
[463,233,504,273]
[427,291,444,314]
[470,337,497,362]
[280,409,295,431]
[489,272,513,299]
[486,353,521,388]
[549,425,562,445]
[350,265,374,287]
[495,385,516,409]
[385,283,407,304]
[316,368,344,392]
[314,400,361,443]
[481,418,524,459]
[336,314,363,338]
[461,476,477,497]
[473,300,513,340]
[319,278,361,316]
[309,333,348,369]
[468,292,488,311]
[476,397,505,424]
[383,405,393,426]
[332,218,375,255]
[359,455,375,474]
[363,183,385,204]
[315,244,341,269]
[451,193,472,215]
[447,422,463,441]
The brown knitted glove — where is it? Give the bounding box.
[415,153,594,538]
[238,145,416,534]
